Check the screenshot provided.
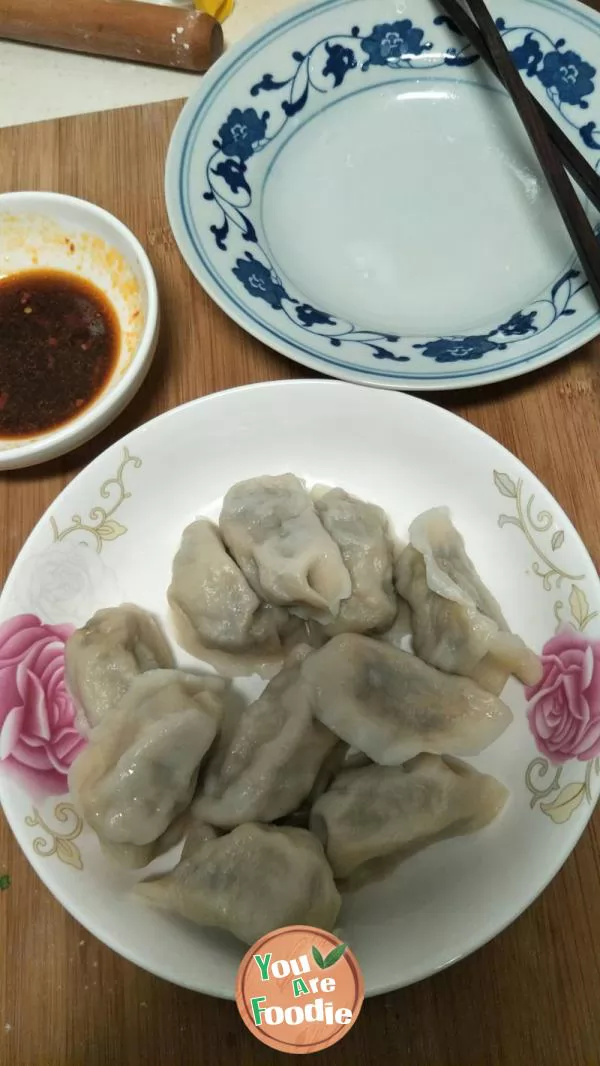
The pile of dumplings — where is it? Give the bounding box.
[66,474,542,947]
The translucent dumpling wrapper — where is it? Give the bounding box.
[167,518,310,677]
[395,508,541,694]
[278,740,371,830]
[301,633,513,764]
[310,754,509,886]
[311,754,508,885]
[195,645,338,828]
[100,806,195,871]
[378,596,413,652]
[219,473,351,622]
[136,822,341,944]
[65,604,175,731]
[111,790,224,871]
[311,485,397,635]
[69,669,227,866]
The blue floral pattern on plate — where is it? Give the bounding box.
[497,17,600,147]
[168,0,600,383]
[201,13,599,366]
[360,20,432,68]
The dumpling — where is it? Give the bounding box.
[311,486,396,634]
[69,669,227,866]
[167,519,303,677]
[310,754,508,886]
[136,823,341,944]
[378,596,413,652]
[277,741,370,830]
[66,604,174,730]
[100,806,194,871]
[196,646,338,828]
[395,508,541,693]
[300,634,513,764]
[219,474,351,621]
[112,787,222,871]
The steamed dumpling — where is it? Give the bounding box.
[219,474,351,621]
[66,604,174,730]
[312,486,397,635]
[277,741,369,830]
[301,634,513,764]
[136,823,341,944]
[196,646,338,828]
[100,806,194,871]
[395,508,541,693]
[378,596,413,651]
[310,754,508,886]
[167,519,302,676]
[69,669,227,866]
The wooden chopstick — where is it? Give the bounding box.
[438,0,600,215]
[460,0,600,308]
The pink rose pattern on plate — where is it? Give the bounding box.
[526,626,600,764]
[0,614,85,797]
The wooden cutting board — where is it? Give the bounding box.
[1,97,600,1066]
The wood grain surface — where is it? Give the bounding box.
[0,89,600,1066]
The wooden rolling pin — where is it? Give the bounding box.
[0,0,224,72]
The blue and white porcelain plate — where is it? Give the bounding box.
[166,0,600,390]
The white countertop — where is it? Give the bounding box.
[0,0,299,128]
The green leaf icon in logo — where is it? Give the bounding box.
[312,945,326,969]
[313,942,348,969]
[323,943,348,968]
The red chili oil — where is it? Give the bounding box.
[0,269,120,438]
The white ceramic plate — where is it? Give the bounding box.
[1,380,599,997]
[166,0,600,390]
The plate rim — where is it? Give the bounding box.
[165,0,600,392]
[1,378,599,997]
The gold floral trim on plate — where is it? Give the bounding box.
[25,802,84,870]
[494,470,600,824]
[525,758,600,823]
[49,446,142,553]
[493,469,598,632]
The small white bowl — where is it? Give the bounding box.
[0,191,159,469]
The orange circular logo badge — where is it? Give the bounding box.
[236,925,364,1054]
